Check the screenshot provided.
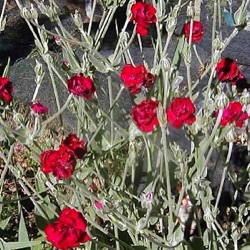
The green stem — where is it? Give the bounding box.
[0,0,7,28]
[161,127,174,237]
[213,142,233,214]
[87,0,97,35]
[0,145,14,195]
[114,225,121,250]
[142,135,152,183]
[211,0,217,55]
[108,76,114,146]
[193,44,203,66]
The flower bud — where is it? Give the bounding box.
[21,7,32,19]
[157,103,167,128]
[54,36,61,46]
[225,128,236,143]
[141,191,153,210]
[62,60,71,71]
[186,3,194,18]
[203,207,213,227]
[72,10,83,30]
[212,36,224,51]
[161,57,171,71]
[214,91,229,109]
[165,16,177,33]
[171,4,181,19]
[30,4,38,20]
[45,2,60,22]
[182,42,191,64]
[234,2,247,29]
[94,200,105,211]
[240,89,250,104]
[34,60,44,84]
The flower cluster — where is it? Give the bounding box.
[130,1,157,36]
[131,97,196,132]
[0,77,13,103]
[40,134,87,180]
[45,207,90,250]
[120,64,155,94]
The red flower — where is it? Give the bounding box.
[131,99,159,132]
[215,58,241,83]
[40,145,76,180]
[183,21,204,42]
[67,73,95,100]
[31,101,49,115]
[44,207,90,250]
[131,2,157,36]
[61,133,87,159]
[0,77,13,103]
[120,64,155,94]
[166,97,196,128]
[216,101,248,127]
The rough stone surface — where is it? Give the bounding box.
[0,0,103,69]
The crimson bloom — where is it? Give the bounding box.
[67,73,95,100]
[31,101,49,115]
[0,77,13,103]
[166,97,196,128]
[215,58,241,84]
[131,99,159,132]
[40,145,76,180]
[183,21,204,42]
[131,1,157,36]
[120,64,155,94]
[61,133,87,159]
[216,101,248,127]
[44,207,90,250]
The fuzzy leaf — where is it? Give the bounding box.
[2,57,10,77]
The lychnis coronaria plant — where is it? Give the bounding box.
[0,0,249,249]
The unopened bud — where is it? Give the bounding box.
[21,7,32,19]
[54,36,62,46]
[34,60,44,84]
[30,4,38,20]
[141,192,153,210]
[186,3,194,18]
[215,91,229,109]
[234,3,247,29]
[166,16,177,33]
[225,128,236,143]
[161,57,171,71]
[157,103,167,128]
[212,36,224,51]
[240,89,250,104]
[72,10,83,30]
